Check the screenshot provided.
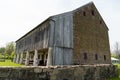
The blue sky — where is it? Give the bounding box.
[0,0,120,51]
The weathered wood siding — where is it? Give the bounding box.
[16,12,74,65]
[50,12,73,65]
[52,47,73,65]
[16,21,50,53]
[52,12,73,48]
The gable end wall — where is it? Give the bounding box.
[73,3,111,64]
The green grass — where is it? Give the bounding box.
[0,59,24,67]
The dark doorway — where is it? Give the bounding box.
[38,49,48,66]
[40,54,45,66]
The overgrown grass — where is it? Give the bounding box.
[0,59,24,67]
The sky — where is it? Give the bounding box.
[0,0,120,51]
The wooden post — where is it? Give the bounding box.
[33,49,38,66]
[13,53,17,63]
[16,53,20,63]
[47,47,53,66]
[13,53,16,63]
[25,51,29,66]
[19,52,23,64]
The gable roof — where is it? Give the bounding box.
[16,17,51,42]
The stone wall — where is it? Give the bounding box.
[0,64,118,80]
[73,2,111,64]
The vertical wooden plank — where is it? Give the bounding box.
[29,32,32,51]
[15,42,18,54]
[25,51,29,66]
[24,38,27,50]
[31,32,33,51]
[37,28,40,49]
[49,21,55,47]
[54,16,64,47]
[41,28,44,48]
[47,47,53,66]
[63,15,70,47]
[19,52,23,64]
[44,24,49,48]
[43,25,47,48]
[36,29,39,50]
[45,24,48,48]
[52,47,73,65]
[46,26,49,48]
[33,30,36,50]
[63,12,73,48]
[33,49,38,66]
[16,53,20,63]
[52,47,64,65]
[63,48,73,65]
[34,31,36,50]
[13,53,17,63]
[39,26,42,49]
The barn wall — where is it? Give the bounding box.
[15,12,74,65]
[51,12,73,48]
[16,21,50,54]
[73,3,111,64]
[52,47,73,65]
[49,12,73,65]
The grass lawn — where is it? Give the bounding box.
[0,59,24,67]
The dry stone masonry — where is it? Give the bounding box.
[0,65,118,80]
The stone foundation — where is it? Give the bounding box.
[0,64,118,80]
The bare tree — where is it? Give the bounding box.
[114,42,120,59]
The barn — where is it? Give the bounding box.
[14,2,111,66]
